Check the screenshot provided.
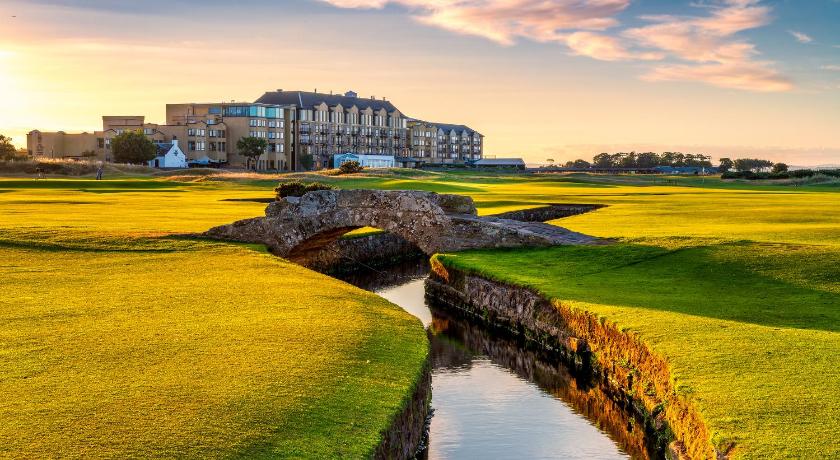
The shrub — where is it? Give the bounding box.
[274,180,335,199]
[337,161,364,175]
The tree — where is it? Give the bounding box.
[734,158,773,172]
[718,158,734,172]
[112,130,156,164]
[0,134,17,161]
[236,136,268,170]
[772,162,789,173]
[299,153,315,171]
[571,159,591,169]
[592,153,614,168]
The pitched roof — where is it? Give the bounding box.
[408,118,481,136]
[255,90,401,113]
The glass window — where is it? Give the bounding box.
[209,107,222,115]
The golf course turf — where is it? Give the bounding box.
[0,178,429,457]
[317,171,840,458]
[1,170,838,459]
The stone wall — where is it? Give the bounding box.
[299,232,424,274]
[426,258,720,460]
[374,363,432,460]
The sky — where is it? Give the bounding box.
[1,0,839,165]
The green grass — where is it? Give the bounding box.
[344,171,837,459]
[0,178,428,457]
[271,170,840,458]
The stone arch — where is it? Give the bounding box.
[203,190,598,264]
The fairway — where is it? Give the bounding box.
[317,171,839,459]
[2,172,839,459]
[0,179,429,457]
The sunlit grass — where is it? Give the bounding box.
[0,178,428,457]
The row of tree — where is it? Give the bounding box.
[548,152,787,173]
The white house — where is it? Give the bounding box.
[148,140,187,169]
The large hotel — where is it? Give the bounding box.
[27,89,484,170]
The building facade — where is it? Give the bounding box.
[27,89,482,170]
[255,90,409,170]
[405,120,483,165]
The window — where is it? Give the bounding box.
[219,142,226,152]
[143,128,154,135]
[196,141,206,151]
[209,106,222,115]
[188,141,196,151]
[197,129,205,136]
[97,138,105,148]
[104,138,111,149]
[223,106,249,117]
[187,128,196,136]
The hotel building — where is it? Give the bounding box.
[27,89,483,170]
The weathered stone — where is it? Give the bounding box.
[203,189,600,262]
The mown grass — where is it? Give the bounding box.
[262,169,839,458]
[0,178,428,457]
[346,172,838,459]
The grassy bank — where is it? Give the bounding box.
[338,171,837,458]
[0,178,429,457]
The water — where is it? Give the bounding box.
[341,260,650,460]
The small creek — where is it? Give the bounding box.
[339,259,650,460]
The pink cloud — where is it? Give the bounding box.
[320,0,631,45]
[565,31,663,61]
[642,62,793,92]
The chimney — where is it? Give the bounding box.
[276,88,283,92]
[371,95,376,100]
[314,88,317,93]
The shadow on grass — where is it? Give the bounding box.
[442,242,840,333]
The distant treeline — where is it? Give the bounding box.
[554,153,794,174]
[557,152,712,169]
[722,169,840,180]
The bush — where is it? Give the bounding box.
[721,169,840,181]
[337,161,364,175]
[274,180,335,199]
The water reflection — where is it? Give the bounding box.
[340,259,650,460]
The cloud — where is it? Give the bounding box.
[622,0,790,92]
[320,0,631,45]
[821,64,840,71]
[789,30,813,44]
[642,61,793,92]
[564,31,663,61]
[319,0,790,92]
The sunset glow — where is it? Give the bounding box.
[2,0,839,165]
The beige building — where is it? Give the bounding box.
[255,90,410,170]
[27,90,483,170]
[406,120,483,165]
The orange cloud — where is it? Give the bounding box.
[642,62,793,92]
[565,31,663,61]
[623,0,790,92]
[320,0,630,45]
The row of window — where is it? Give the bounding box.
[297,110,407,128]
[222,105,284,119]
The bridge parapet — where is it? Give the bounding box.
[204,189,599,262]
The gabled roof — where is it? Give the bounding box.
[408,118,481,136]
[255,91,401,113]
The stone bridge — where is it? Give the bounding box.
[203,189,599,263]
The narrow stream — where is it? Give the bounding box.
[339,259,651,460]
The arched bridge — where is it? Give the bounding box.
[203,189,598,263]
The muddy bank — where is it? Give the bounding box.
[426,258,720,460]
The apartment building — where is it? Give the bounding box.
[254,90,409,170]
[406,120,483,165]
[165,102,294,170]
